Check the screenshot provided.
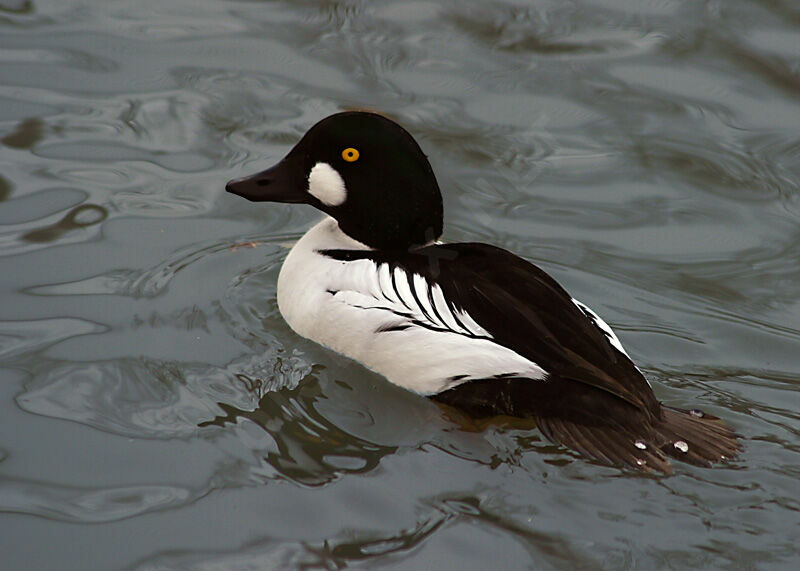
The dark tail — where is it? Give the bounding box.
[431,377,741,473]
[535,406,741,474]
[653,406,742,468]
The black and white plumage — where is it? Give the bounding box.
[226,111,740,473]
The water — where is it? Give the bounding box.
[1,0,799,568]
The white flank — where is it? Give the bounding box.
[277,217,547,395]
[307,162,347,206]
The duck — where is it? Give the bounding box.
[226,110,740,473]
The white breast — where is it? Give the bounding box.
[276,218,547,395]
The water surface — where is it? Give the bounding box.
[1,0,800,569]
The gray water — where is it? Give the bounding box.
[1,0,799,569]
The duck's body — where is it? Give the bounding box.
[277,217,547,395]
[227,111,740,472]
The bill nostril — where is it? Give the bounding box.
[255,178,272,187]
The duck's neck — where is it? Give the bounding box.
[297,217,373,252]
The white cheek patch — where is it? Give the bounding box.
[308,162,347,206]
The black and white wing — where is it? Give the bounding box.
[323,242,659,414]
[317,248,549,396]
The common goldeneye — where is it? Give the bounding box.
[226,111,740,473]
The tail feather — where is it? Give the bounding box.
[535,406,740,473]
[655,407,742,467]
[430,376,741,473]
[536,416,673,473]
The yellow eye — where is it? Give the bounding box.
[341,147,360,162]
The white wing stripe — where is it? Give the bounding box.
[392,266,416,311]
[346,263,493,340]
[454,308,492,338]
[571,299,630,358]
[429,283,469,335]
[377,263,400,304]
[413,273,439,326]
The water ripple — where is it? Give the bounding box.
[15,354,309,439]
[0,477,195,523]
[0,317,104,359]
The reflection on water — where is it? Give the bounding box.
[1,117,44,149]
[200,374,398,487]
[21,203,107,242]
[0,174,11,200]
[1,0,800,568]
[134,493,594,570]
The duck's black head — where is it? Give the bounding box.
[226,111,443,250]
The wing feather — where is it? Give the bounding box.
[321,243,658,414]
